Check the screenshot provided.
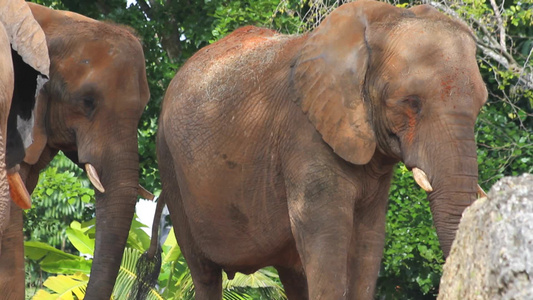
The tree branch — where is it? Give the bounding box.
[477,42,511,69]
[137,0,154,20]
[515,47,533,90]
[489,0,506,50]
[137,0,181,62]
[428,0,532,91]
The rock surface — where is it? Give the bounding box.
[438,174,533,300]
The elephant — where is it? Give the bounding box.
[145,0,488,299]
[0,3,151,299]
[0,0,49,255]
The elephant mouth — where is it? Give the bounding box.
[84,163,155,200]
[410,167,487,198]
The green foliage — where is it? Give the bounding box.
[209,0,302,40]
[32,272,88,300]
[26,217,285,299]
[24,154,94,250]
[25,240,92,274]
[377,164,443,299]
[26,217,162,299]
[24,153,95,293]
[476,100,532,187]
[222,268,286,300]
[114,247,164,300]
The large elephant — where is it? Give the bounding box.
[150,0,487,299]
[0,3,150,299]
[0,0,49,254]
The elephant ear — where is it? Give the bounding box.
[0,0,50,165]
[0,0,49,76]
[292,0,403,165]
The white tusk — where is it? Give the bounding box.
[85,164,105,193]
[412,167,433,192]
[138,184,155,200]
[477,184,488,198]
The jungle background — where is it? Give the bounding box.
[22,0,532,299]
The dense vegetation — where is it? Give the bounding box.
[23,0,531,299]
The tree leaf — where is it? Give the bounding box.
[40,272,89,300]
[40,258,92,275]
[66,227,95,255]
[24,241,81,261]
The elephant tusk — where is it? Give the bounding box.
[412,167,433,192]
[8,172,31,209]
[138,184,155,200]
[85,164,105,193]
[477,184,488,198]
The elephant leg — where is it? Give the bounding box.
[285,171,357,299]
[163,187,223,300]
[347,177,391,299]
[0,204,24,300]
[276,265,308,300]
[0,149,56,300]
[186,256,222,300]
[158,136,222,299]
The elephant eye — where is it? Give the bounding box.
[82,96,96,114]
[83,96,95,108]
[402,96,421,113]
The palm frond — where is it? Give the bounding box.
[222,289,254,300]
[32,272,88,300]
[113,247,164,300]
[171,271,194,300]
[223,269,286,299]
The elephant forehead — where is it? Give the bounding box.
[53,42,123,86]
[388,20,476,65]
[379,22,482,90]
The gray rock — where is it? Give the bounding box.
[438,174,533,300]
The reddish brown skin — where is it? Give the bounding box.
[0,4,150,299]
[156,1,486,299]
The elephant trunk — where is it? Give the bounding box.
[84,139,139,299]
[424,122,478,257]
[428,177,478,257]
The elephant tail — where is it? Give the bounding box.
[133,196,164,300]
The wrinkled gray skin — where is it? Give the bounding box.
[155,0,487,299]
[0,3,150,299]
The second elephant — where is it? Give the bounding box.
[148,0,487,299]
[0,0,49,255]
[0,3,150,300]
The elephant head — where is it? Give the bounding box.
[1,3,150,298]
[293,0,486,256]
[0,0,49,254]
